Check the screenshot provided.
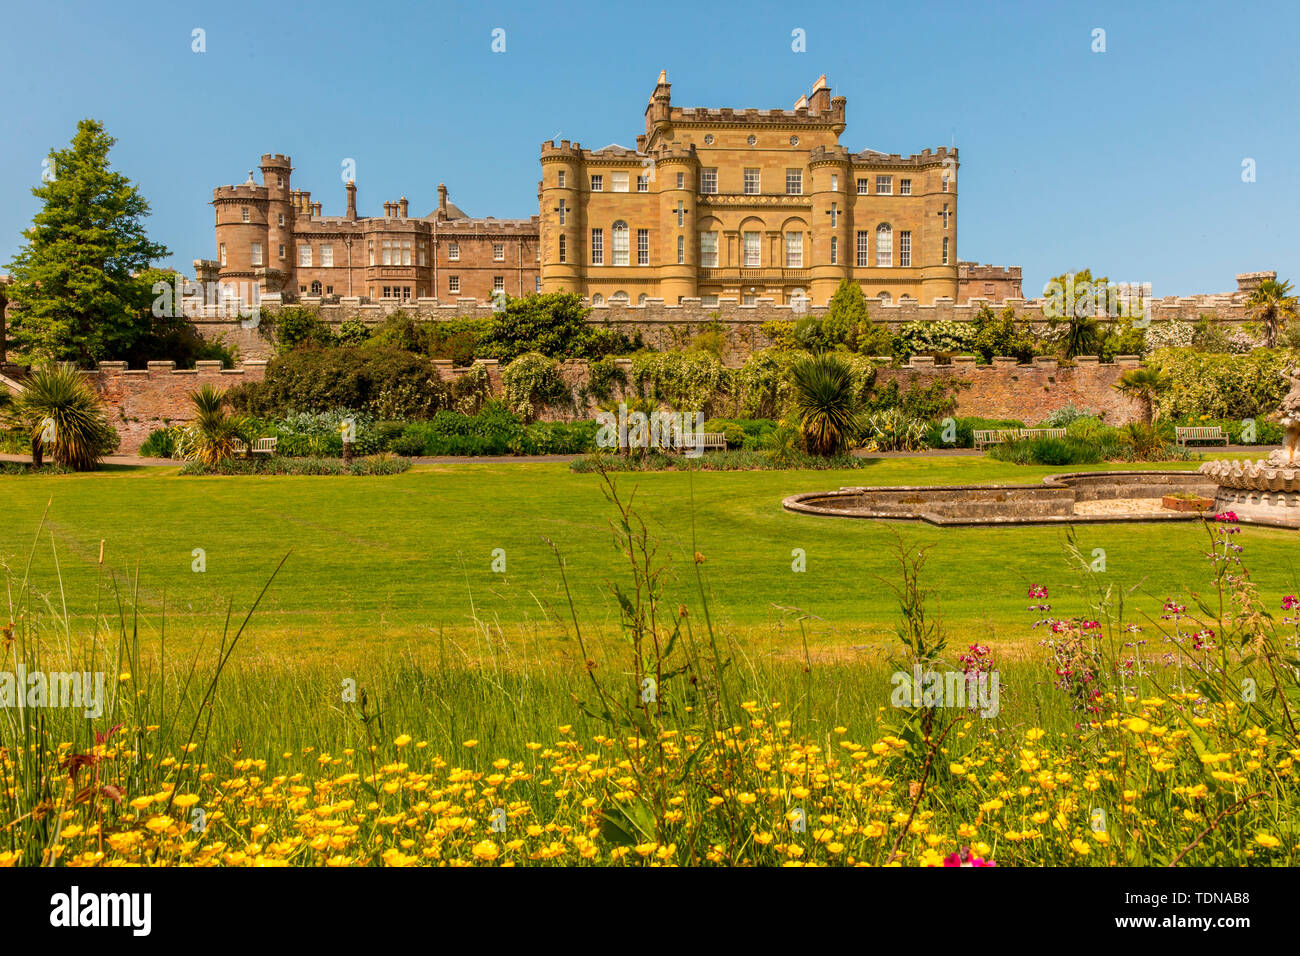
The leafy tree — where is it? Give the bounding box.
[268,305,332,354]
[123,267,236,368]
[5,119,169,365]
[1246,278,1298,348]
[824,279,869,344]
[476,292,638,361]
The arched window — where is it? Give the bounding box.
[591,293,604,306]
[310,280,322,295]
[610,290,629,305]
[612,221,629,266]
[637,293,647,306]
[876,224,892,267]
[877,291,892,304]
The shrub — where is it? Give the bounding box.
[630,350,731,417]
[179,454,411,476]
[971,304,1039,363]
[861,408,928,452]
[894,320,978,360]
[229,347,449,420]
[334,318,372,347]
[1043,403,1097,428]
[702,418,747,449]
[989,435,1104,466]
[475,292,639,361]
[581,356,627,405]
[14,364,119,470]
[268,306,332,354]
[1155,347,1289,420]
[139,426,179,459]
[502,352,571,421]
[790,353,860,456]
[174,384,248,466]
[923,416,1025,449]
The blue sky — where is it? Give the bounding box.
[1,0,1296,297]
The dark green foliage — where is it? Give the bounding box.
[267,306,333,354]
[971,304,1038,363]
[227,347,449,420]
[923,416,1026,449]
[139,427,178,459]
[790,352,861,455]
[394,403,598,455]
[3,119,169,365]
[474,293,640,361]
[179,454,412,476]
[989,436,1104,466]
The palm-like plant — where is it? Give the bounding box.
[1246,278,1298,348]
[790,353,860,456]
[14,364,115,470]
[1112,366,1170,426]
[176,384,248,466]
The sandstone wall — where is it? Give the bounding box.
[190,291,1256,363]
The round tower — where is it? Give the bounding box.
[212,171,271,306]
[920,147,959,302]
[808,145,851,304]
[260,154,293,292]
[655,145,699,304]
[540,140,584,293]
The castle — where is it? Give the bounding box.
[202,156,539,306]
[206,73,1018,309]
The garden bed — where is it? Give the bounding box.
[178,454,412,476]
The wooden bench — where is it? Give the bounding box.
[1175,425,1228,447]
[973,429,1019,451]
[1018,428,1067,441]
[232,437,278,456]
[681,432,727,454]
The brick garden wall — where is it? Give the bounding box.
[872,355,1142,424]
[87,360,267,454]
[86,351,1139,454]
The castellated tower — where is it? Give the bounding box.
[808,144,851,303]
[539,140,584,293]
[537,71,962,306]
[655,144,699,303]
[260,154,293,294]
[212,167,273,303]
[919,146,958,302]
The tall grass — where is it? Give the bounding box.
[2,479,1297,866]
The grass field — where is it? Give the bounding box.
[5,455,1298,867]
[3,455,1296,664]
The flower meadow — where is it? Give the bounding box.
[2,486,1298,868]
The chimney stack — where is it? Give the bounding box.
[809,74,831,113]
[437,183,448,220]
[399,196,409,218]
[345,180,357,220]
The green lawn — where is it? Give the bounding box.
[3,456,1296,664]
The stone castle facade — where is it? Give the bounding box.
[203,155,539,306]
[539,73,963,308]
[205,74,1020,310]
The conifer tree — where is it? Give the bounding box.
[5,119,168,365]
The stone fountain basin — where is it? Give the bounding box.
[783,471,1220,526]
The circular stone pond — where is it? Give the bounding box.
[782,471,1221,526]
